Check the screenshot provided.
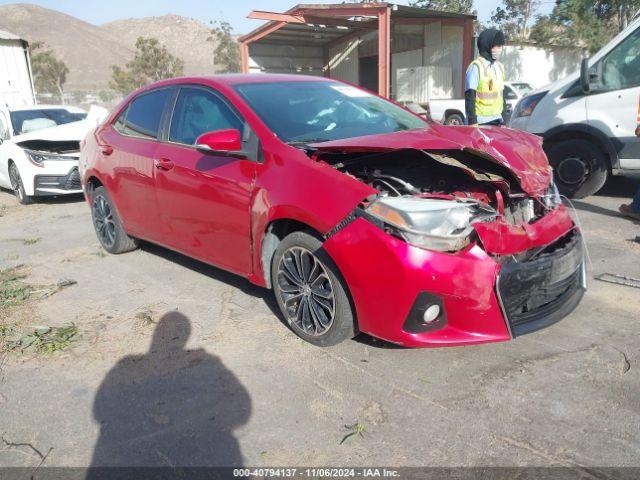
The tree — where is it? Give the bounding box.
[409,0,474,14]
[491,0,541,40]
[30,42,69,104]
[110,37,184,95]
[209,21,241,73]
[531,0,640,52]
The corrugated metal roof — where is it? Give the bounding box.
[241,3,476,43]
[0,30,23,41]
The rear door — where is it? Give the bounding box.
[99,87,174,239]
[154,85,258,275]
[586,25,640,170]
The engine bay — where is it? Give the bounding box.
[314,148,557,227]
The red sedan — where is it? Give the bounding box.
[79,75,585,348]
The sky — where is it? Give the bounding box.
[0,0,555,34]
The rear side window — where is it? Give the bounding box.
[169,87,243,145]
[113,106,128,134]
[121,88,172,139]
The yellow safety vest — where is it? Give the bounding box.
[468,57,505,117]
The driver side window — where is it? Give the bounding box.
[599,27,640,91]
[169,87,244,146]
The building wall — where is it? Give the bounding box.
[0,39,34,108]
[248,42,325,76]
[499,43,581,89]
[328,38,359,84]
[391,21,464,100]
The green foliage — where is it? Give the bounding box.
[409,0,474,13]
[340,422,366,445]
[30,42,69,103]
[531,0,640,52]
[110,37,184,95]
[0,267,31,309]
[98,90,115,103]
[491,0,541,40]
[209,21,241,73]
[3,323,78,354]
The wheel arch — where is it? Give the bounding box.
[259,217,324,289]
[444,109,465,122]
[542,124,618,171]
[85,174,104,201]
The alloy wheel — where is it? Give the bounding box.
[276,246,336,336]
[8,164,24,201]
[93,194,117,249]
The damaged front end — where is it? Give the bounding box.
[310,135,585,344]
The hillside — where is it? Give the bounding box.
[0,3,219,92]
[103,14,217,78]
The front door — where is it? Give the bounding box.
[586,25,640,169]
[154,85,257,275]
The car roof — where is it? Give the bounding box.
[146,74,339,91]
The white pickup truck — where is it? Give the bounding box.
[428,82,533,125]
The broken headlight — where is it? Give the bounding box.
[24,149,77,167]
[366,196,495,252]
[543,181,562,210]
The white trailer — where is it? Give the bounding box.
[0,30,36,109]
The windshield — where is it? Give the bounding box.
[234,81,428,144]
[9,109,87,136]
[511,83,533,96]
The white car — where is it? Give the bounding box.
[429,81,534,125]
[0,104,107,204]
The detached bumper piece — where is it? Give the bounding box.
[34,168,82,195]
[497,230,585,337]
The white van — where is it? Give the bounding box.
[510,16,640,198]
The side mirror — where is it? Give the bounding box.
[580,57,591,94]
[195,129,245,158]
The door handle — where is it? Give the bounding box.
[100,145,113,156]
[155,158,174,171]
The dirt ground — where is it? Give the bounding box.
[0,176,639,472]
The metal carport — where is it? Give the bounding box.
[239,3,476,100]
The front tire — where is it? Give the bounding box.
[444,113,465,126]
[8,163,33,205]
[271,231,355,347]
[546,139,608,199]
[90,186,138,254]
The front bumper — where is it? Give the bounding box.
[33,167,83,196]
[323,211,584,348]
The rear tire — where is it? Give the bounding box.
[271,231,355,347]
[8,163,33,205]
[90,186,138,254]
[444,113,465,126]
[546,139,608,199]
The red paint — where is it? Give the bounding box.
[474,205,576,256]
[310,124,552,197]
[81,75,580,348]
[324,218,509,347]
[196,129,242,153]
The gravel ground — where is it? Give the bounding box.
[0,176,639,473]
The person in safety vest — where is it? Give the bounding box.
[465,29,507,126]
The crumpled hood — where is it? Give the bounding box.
[309,124,552,196]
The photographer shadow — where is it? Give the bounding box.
[86,311,251,477]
